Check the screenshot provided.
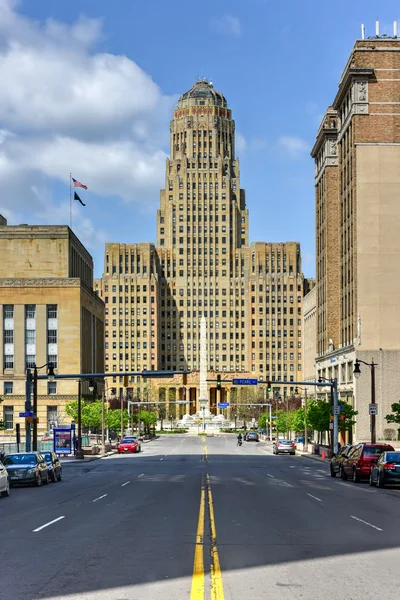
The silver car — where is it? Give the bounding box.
[0,460,10,497]
[273,440,296,455]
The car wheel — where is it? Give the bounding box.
[1,480,10,497]
[44,472,50,485]
[377,474,385,488]
[369,473,376,486]
[290,452,295,456]
[330,465,336,478]
[353,469,360,483]
[57,470,62,482]
[51,471,57,483]
[341,467,347,480]
[36,474,42,487]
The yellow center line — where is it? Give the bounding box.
[190,481,205,600]
[204,444,208,461]
[206,474,225,600]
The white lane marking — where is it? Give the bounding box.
[160,458,164,461]
[93,494,107,503]
[289,465,295,468]
[350,515,382,531]
[267,474,274,478]
[121,481,130,487]
[33,516,65,533]
[138,473,144,478]
[307,493,322,502]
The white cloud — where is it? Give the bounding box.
[211,15,242,37]
[0,0,178,251]
[235,132,247,154]
[277,136,310,159]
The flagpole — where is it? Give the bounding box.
[69,173,72,229]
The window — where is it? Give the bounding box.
[48,354,58,368]
[3,305,13,319]
[4,355,13,369]
[4,382,13,395]
[26,355,36,368]
[26,305,36,319]
[4,330,13,344]
[26,329,35,344]
[48,382,57,395]
[47,330,57,344]
[47,406,57,430]
[47,305,57,319]
[3,406,13,429]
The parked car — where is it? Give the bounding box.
[3,452,49,486]
[117,438,139,454]
[273,440,296,455]
[341,443,395,482]
[246,432,259,442]
[370,451,400,488]
[330,444,353,477]
[126,435,142,452]
[40,451,62,482]
[0,460,10,498]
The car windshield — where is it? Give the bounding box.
[41,453,52,461]
[364,447,387,456]
[386,453,400,463]
[4,454,37,465]
[278,440,292,444]
[121,439,134,443]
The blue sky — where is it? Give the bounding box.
[0,0,399,278]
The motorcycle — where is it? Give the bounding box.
[237,439,242,446]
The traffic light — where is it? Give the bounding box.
[217,374,221,390]
[267,380,272,393]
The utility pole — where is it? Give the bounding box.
[371,361,376,444]
[25,369,32,452]
[32,366,38,451]
[76,380,84,459]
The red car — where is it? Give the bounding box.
[117,438,139,454]
[341,443,395,482]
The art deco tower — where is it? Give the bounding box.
[156,80,249,373]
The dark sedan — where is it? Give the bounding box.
[3,452,49,486]
[330,444,353,477]
[370,452,400,488]
[40,451,62,482]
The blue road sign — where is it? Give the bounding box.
[19,412,34,418]
[217,402,230,408]
[232,378,258,386]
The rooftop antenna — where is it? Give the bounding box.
[394,21,398,37]
[361,24,365,39]
[376,19,380,37]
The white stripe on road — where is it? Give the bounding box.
[33,516,65,533]
[93,494,107,503]
[267,474,274,478]
[350,515,382,531]
[307,493,322,502]
[121,481,130,487]
[160,458,164,461]
[138,473,144,478]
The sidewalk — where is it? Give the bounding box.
[60,450,117,464]
[296,449,330,463]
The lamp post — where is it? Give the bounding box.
[75,377,94,459]
[32,363,55,451]
[353,358,377,444]
[303,388,308,454]
[318,376,334,452]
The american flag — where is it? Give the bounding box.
[71,177,87,190]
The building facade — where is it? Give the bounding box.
[302,283,316,385]
[95,80,306,414]
[312,33,400,441]
[0,221,104,437]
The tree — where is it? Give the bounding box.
[307,399,331,440]
[258,413,267,430]
[106,408,128,433]
[385,403,400,427]
[338,402,358,433]
[158,405,166,431]
[0,420,5,431]
[291,407,312,434]
[275,410,288,434]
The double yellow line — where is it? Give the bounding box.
[190,474,224,600]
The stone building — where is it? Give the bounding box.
[311,32,400,442]
[0,220,104,437]
[302,283,316,385]
[95,80,306,415]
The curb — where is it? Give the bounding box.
[296,451,330,463]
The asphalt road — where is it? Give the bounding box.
[1,435,400,600]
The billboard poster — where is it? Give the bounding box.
[53,428,72,455]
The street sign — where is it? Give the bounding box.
[334,406,341,415]
[217,402,230,408]
[19,412,34,418]
[232,378,258,386]
[329,422,334,430]
[369,404,378,415]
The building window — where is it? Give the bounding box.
[48,354,58,369]
[4,305,13,319]
[47,330,57,344]
[26,355,36,368]
[47,305,57,319]
[47,406,58,430]
[4,382,13,395]
[26,304,36,319]
[48,382,57,395]
[3,406,13,430]
[4,355,13,369]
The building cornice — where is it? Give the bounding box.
[333,68,374,109]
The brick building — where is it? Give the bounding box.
[312,30,400,441]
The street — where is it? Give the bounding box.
[1,435,400,600]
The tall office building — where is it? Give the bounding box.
[96,80,306,413]
[0,221,104,437]
[312,28,400,441]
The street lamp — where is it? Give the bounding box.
[32,362,55,451]
[353,358,377,444]
[318,376,335,453]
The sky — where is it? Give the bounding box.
[0,0,398,278]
